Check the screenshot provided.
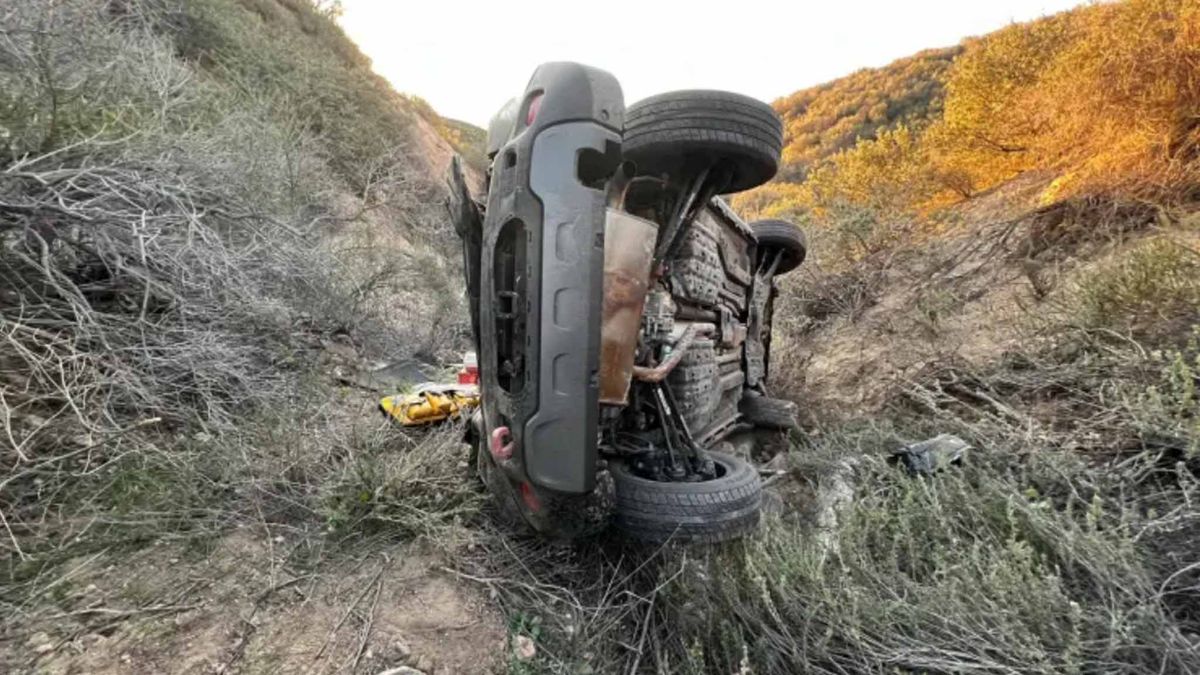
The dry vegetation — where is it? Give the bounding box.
[465,213,1200,673]
[1,1,487,671]
[738,0,1200,234]
[3,0,1200,674]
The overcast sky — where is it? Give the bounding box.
[338,0,1084,127]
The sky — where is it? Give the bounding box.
[337,0,1085,128]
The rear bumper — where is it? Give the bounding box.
[478,63,624,494]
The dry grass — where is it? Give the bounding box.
[5,4,1200,675]
[457,325,1200,674]
[0,0,470,637]
[457,193,1200,673]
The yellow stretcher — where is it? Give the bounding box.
[379,383,480,427]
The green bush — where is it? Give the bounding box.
[1072,237,1200,335]
[661,434,1198,674]
[1131,328,1200,457]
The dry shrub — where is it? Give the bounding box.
[1018,197,1159,259]
[778,259,886,331]
[652,325,1200,674]
[451,523,670,674]
[1035,0,1200,201]
[0,0,462,592]
[1070,236,1200,338]
[660,446,1199,674]
[322,425,483,544]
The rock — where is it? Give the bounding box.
[375,668,424,675]
[27,632,54,654]
[393,639,411,660]
[173,610,200,628]
[814,459,858,554]
[514,634,537,661]
[762,452,789,473]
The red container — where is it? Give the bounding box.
[457,352,479,385]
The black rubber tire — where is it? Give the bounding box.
[740,394,800,431]
[610,452,762,543]
[623,90,783,194]
[750,219,807,275]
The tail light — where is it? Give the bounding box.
[524,92,543,127]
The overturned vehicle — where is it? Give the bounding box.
[448,62,806,543]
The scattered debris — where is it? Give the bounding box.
[379,383,480,427]
[891,433,970,475]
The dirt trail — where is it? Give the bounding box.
[20,531,503,674]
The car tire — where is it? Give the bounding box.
[623,90,783,194]
[740,394,800,431]
[750,219,807,274]
[609,452,762,543]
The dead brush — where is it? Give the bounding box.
[647,325,1200,674]
[321,423,484,545]
[782,260,886,330]
[0,144,314,557]
[448,525,680,674]
[0,0,442,595]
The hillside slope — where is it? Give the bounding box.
[741,0,1198,227]
[1,1,499,672]
[3,1,1199,674]
[687,7,1200,670]
[774,46,958,183]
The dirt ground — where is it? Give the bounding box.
[10,530,505,675]
[777,173,1079,419]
